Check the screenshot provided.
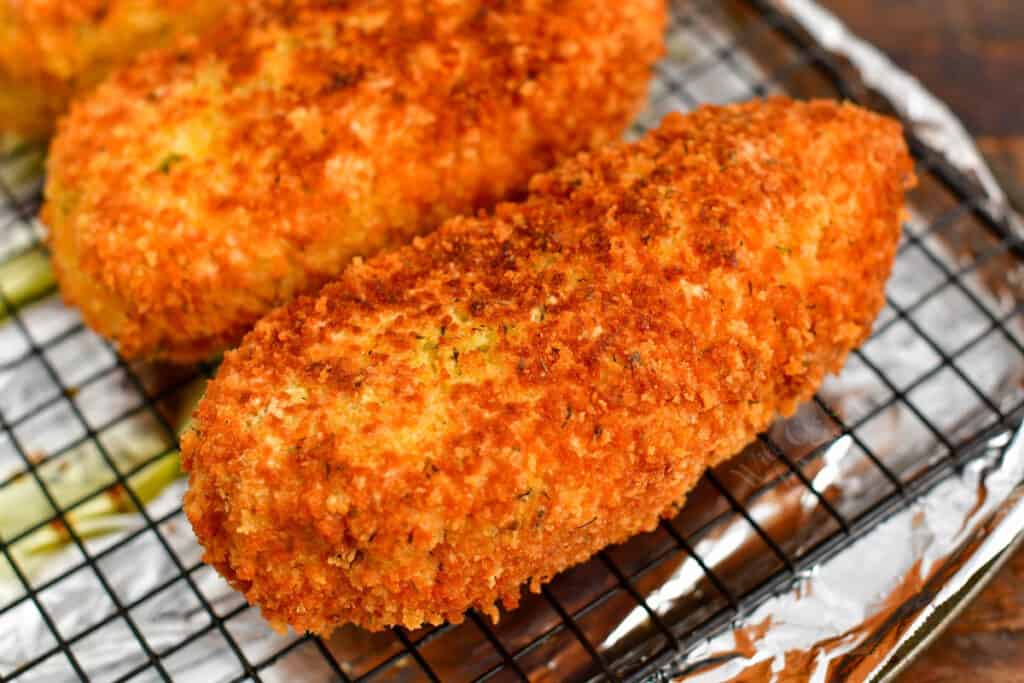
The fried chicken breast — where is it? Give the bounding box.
[0,0,230,138]
[182,99,915,633]
[41,0,667,362]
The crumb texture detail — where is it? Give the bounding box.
[183,98,915,633]
[42,0,668,362]
[0,0,231,137]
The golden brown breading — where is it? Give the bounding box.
[182,98,915,634]
[0,0,231,138]
[41,0,667,363]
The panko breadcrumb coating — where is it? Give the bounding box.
[0,0,231,138]
[182,98,916,634]
[41,0,667,363]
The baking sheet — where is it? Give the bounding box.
[2,1,1023,681]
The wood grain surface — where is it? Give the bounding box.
[819,2,1024,679]
[822,0,1024,206]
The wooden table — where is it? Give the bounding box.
[822,0,1024,211]
[819,2,1024,679]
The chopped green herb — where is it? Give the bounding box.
[0,250,56,323]
[156,153,185,174]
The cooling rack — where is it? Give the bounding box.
[2,1,1024,681]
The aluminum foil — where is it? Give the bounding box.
[661,431,1024,682]
[1,1,1023,681]
[780,0,1022,234]
[648,1,1024,680]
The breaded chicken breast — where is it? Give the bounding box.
[182,99,915,633]
[0,0,230,138]
[41,0,667,363]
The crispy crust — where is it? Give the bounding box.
[42,0,667,362]
[182,98,916,633]
[0,0,230,138]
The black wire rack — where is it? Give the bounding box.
[2,1,1024,682]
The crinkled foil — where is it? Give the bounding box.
[652,2,1024,681]
[780,0,1022,234]
[661,433,1024,682]
[2,2,1024,682]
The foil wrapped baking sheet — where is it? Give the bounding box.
[1,1,1023,681]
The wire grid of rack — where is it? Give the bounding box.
[2,0,1024,681]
